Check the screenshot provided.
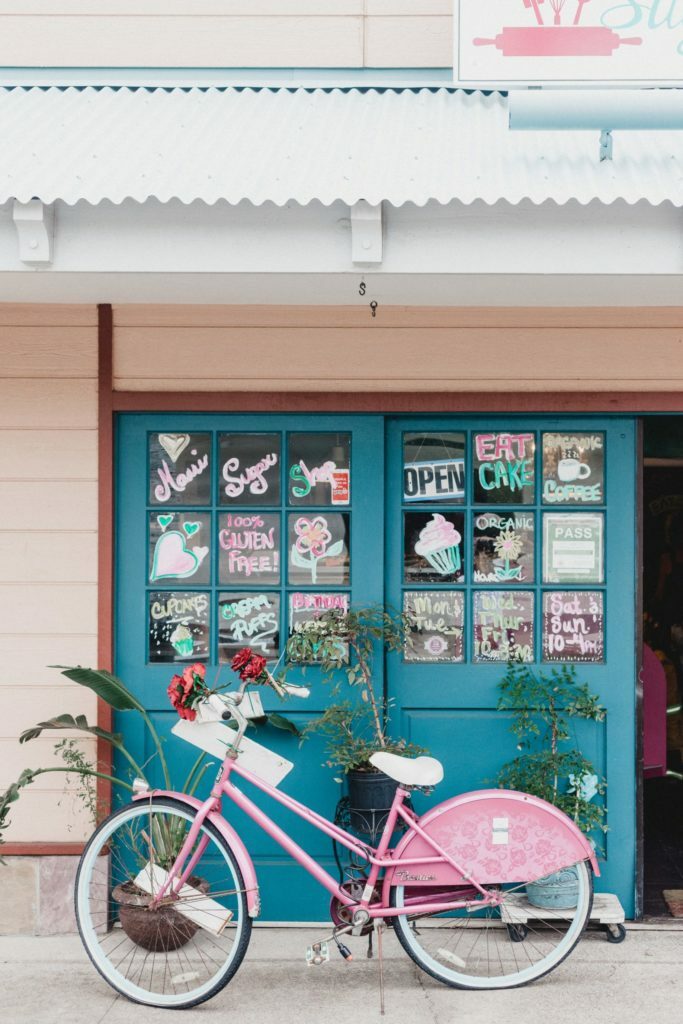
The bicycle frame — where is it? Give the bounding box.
[147,746,495,921]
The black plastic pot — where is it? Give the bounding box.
[347,769,399,834]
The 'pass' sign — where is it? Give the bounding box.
[454,1,683,86]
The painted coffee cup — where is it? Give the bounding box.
[558,458,591,482]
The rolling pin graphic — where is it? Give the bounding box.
[473,27,642,57]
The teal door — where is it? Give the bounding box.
[115,414,384,920]
[386,416,637,916]
[116,413,637,919]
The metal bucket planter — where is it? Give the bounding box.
[526,866,580,910]
[112,876,209,952]
[347,769,399,834]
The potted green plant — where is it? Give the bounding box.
[496,661,607,909]
[0,656,297,945]
[286,605,426,831]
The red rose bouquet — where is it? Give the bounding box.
[230,648,286,696]
[167,663,210,721]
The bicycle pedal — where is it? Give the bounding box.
[306,942,330,966]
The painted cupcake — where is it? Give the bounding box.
[415,514,462,576]
[170,624,194,657]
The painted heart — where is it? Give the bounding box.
[157,513,174,532]
[192,546,209,564]
[183,522,201,538]
[151,531,200,581]
[158,433,191,463]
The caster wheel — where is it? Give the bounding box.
[507,924,528,943]
[604,923,626,944]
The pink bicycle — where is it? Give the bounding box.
[75,675,597,1009]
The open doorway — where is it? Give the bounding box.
[642,417,683,917]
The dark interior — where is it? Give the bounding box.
[642,418,683,917]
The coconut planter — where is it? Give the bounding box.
[112,876,209,952]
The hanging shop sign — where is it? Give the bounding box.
[454,1,683,87]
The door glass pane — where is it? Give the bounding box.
[287,433,350,506]
[404,511,465,583]
[218,512,281,586]
[148,591,210,663]
[473,590,534,663]
[149,432,211,505]
[542,431,605,505]
[473,431,535,505]
[542,512,605,584]
[218,433,281,506]
[404,590,464,663]
[287,512,350,585]
[473,510,535,584]
[288,592,350,662]
[149,512,211,585]
[403,432,465,503]
[218,592,280,662]
[542,591,605,663]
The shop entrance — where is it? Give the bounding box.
[115,413,637,920]
[642,418,683,917]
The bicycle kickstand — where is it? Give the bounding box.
[376,921,385,1016]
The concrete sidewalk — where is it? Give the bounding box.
[1,925,682,1024]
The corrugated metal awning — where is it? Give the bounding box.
[2,86,683,207]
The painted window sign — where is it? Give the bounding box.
[289,592,349,661]
[404,590,464,663]
[473,590,534,663]
[403,432,466,502]
[219,433,281,506]
[543,432,605,505]
[219,512,281,586]
[404,512,465,584]
[473,432,535,505]
[542,591,605,663]
[218,592,280,662]
[149,433,211,506]
[148,591,210,663]
[287,433,350,506]
[287,513,350,585]
[473,511,535,583]
[543,512,605,584]
[149,512,211,585]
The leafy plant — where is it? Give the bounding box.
[496,662,607,843]
[287,605,426,774]
[0,664,267,855]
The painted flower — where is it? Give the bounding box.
[494,527,524,563]
[294,516,332,557]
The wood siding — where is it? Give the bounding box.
[0,3,451,68]
[113,305,683,393]
[0,305,98,844]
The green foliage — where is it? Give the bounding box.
[287,605,425,774]
[496,663,607,843]
[54,738,103,830]
[50,666,144,712]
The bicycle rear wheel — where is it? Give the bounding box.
[75,797,252,1008]
[392,859,593,989]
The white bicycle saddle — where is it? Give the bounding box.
[369,751,444,788]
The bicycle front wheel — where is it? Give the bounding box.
[75,797,252,1008]
[392,858,593,990]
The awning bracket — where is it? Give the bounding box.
[13,199,54,265]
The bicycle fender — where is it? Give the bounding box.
[384,789,599,896]
[133,790,260,918]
